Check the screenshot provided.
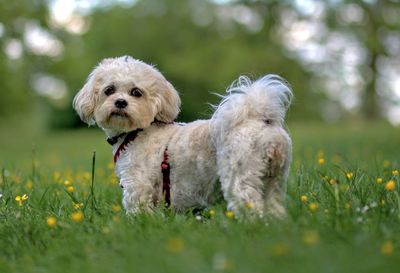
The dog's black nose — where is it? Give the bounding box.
[115,99,128,109]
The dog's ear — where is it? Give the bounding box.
[73,59,115,125]
[155,80,181,123]
[73,71,97,125]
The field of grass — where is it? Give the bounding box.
[1,120,400,273]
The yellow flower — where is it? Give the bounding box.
[111,176,119,185]
[383,160,391,167]
[102,227,111,235]
[245,202,254,209]
[318,158,325,165]
[303,230,319,246]
[392,170,399,176]
[329,179,337,185]
[32,159,39,168]
[111,204,122,213]
[213,253,233,271]
[381,241,394,256]
[71,211,84,222]
[385,180,396,191]
[64,171,73,182]
[73,202,83,210]
[53,171,61,182]
[12,174,21,184]
[15,194,28,206]
[107,162,114,170]
[271,243,289,256]
[67,186,75,193]
[308,203,318,212]
[225,210,234,219]
[63,180,71,186]
[166,237,185,253]
[209,209,216,217]
[344,203,351,209]
[346,172,353,179]
[83,172,91,180]
[300,195,308,203]
[46,216,57,228]
[25,180,33,190]
[376,177,383,184]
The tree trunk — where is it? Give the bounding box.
[361,2,381,120]
[362,51,379,119]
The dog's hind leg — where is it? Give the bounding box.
[216,123,291,219]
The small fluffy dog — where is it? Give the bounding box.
[73,56,292,218]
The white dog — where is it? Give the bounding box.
[73,56,292,218]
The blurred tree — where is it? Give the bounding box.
[0,0,49,116]
[4,0,400,127]
[45,0,317,127]
[324,0,400,119]
[0,0,344,128]
[251,0,400,121]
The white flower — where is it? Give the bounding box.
[213,253,231,271]
[361,205,369,213]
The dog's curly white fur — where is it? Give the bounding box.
[73,56,293,218]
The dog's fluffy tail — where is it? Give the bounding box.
[210,75,293,145]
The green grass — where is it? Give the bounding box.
[1,121,400,273]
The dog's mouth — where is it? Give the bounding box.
[110,111,129,118]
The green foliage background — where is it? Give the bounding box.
[7,0,398,128]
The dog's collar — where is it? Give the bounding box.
[109,129,143,163]
[107,132,127,145]
[106,120,169,145]
[107,121,170,162]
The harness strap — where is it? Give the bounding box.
[161,147,171,207]
[109,128,172,207]
[113,129,143,163]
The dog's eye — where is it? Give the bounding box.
[264,119,273,125]
[130,87,142,98]
[104,85,115,96]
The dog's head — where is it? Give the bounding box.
[73,56,181,133]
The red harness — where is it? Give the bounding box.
[161,148,171,206]
[110,130,171,207]
[112,129,142,163]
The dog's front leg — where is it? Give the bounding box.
[222,177,266,218]
[261,137,291,218]
[122,183,155,214]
